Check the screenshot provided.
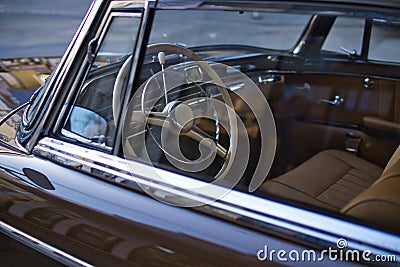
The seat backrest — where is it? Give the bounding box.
[341,146,400,233]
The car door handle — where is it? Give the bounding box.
[317,95,344,106]
[23,168,55,190]
[363,77,375,89]
[258,74,284,84]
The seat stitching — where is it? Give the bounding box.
[321,186,357,198]
[317,188,354,205]
[347,169,376,182]
[337,176,371,189]
[267,180,337,209]
[325,151,354,169]
[327,151,382,178]
[315,166,352,198]
[326,151,382,175]
[315,154,379,198]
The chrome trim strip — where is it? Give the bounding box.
[15,136,29,154]
[0,220,94,267]
[33,137,400,256]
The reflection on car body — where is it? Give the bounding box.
[0,0,399,266]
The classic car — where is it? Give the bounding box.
[0,0,399,266]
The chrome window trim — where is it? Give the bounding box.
[24,0,103,152]
[0,220,94,267]
[34,137,400,256]
[54,9,144,141]
[94,11,143,64]
[21,1,96,132]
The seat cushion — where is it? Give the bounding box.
[260,150,383,210]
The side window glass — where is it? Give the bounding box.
[61,14,141,148]
[369,19,400,63]
[322,17,365,56]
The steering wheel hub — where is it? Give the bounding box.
[164,101,195,133]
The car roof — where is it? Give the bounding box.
[154,0,400,10]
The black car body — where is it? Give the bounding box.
[0,0,399,266]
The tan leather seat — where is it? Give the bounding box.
[341,146,400,231]
[261,147,400,231]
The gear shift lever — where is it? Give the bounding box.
[158,52,168,104]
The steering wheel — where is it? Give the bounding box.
[114,43,238,178]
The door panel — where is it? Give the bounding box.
[281,74,388,125]
[285,121,398,168]
[272,73,400,171]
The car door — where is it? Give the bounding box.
[1,1,399,266]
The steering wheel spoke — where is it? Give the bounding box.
[183,125,228,159]
[144,110,228,159]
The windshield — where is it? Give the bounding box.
[149,10,310,51]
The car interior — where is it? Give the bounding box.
[61,8,400,233]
